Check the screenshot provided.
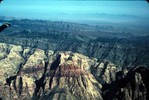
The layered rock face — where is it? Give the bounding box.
[40,52,103,100]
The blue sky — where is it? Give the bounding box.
[0,0,149,23]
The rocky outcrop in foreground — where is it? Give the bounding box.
[0,42,148,100]
[0,43,103,100]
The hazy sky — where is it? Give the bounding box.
[0,0,149,22]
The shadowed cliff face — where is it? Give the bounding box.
[102,67,149,100]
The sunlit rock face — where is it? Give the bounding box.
[45,52,103,100]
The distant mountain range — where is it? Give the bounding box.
[0,12,148,25]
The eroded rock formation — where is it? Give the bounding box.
[0,43,148,100]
